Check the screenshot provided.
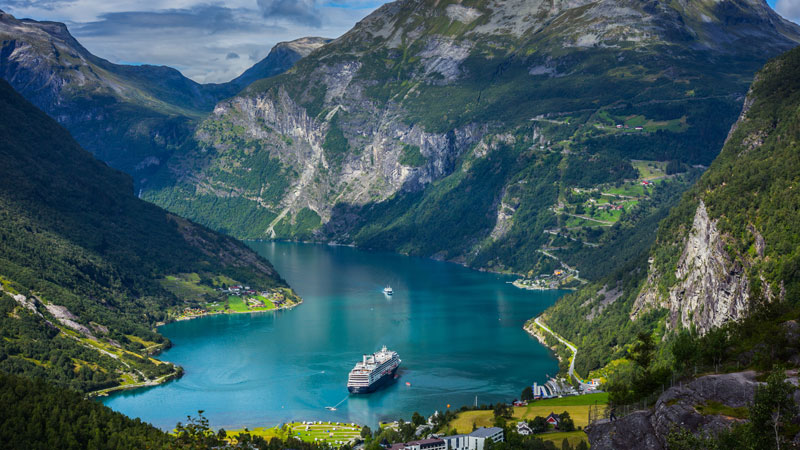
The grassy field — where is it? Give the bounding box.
[226,422,361,445]
[451,394,608,434]
[631,160,667,180]
[530,393,608,406]
[537,430,589,447]
[226,295,250,312]
[159,273,216,301]
[202,295,276,313]
[604,184,647,197]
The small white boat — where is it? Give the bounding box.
[383,285,393,295]
[325,406,337,411]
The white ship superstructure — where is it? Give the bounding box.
[347,346,400,393]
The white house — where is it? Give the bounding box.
[441,427,504,450]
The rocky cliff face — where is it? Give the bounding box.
[540,42,800,379]
[587,371,761,450]
[146,0,800,271]
[629,44,800,335]
[632,201,751,334]
[197,84,485,229]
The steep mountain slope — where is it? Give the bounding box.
[231,37,332,89]
[0,79,298,393]
[147,0,800,274]
[543,43,800,377]
[0,10,326,187]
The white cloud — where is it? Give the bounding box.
[3,0,386,83]
[776,0,800,22]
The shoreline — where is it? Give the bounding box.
[525,317,586,385]
[92,297,303,398]
[167,298,303,324]
[88,368,183,398]
[512,279,578,291]
[524,319,565,366]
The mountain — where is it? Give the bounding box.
[0,78,299,393]
[542,43,800,378]
[0,10,325,188]
[230,37,332,90]
[143,0,800,277]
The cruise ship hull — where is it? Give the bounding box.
[348,366,399,394]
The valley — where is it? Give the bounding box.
[2,0,800,448]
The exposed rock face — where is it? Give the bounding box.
[146,0,800,260]
[43,302,95,338]
[632,201,750,334]
[195,82,485,223]
[586,372,760,450]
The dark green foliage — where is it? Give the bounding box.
[561,154,638,188]
[521,386,534,402]
[559,172,700,281]
[360,425,372,439]
[399,144,426,167]
[558,412,575,432]
[0,79,291,391]
[494,403,514,419]
[570,45,800,392]
[273,208,322,241]
[343,143,533,260]
[0,371,172,449]
[529,416,548,434]
[144,186,278,240]
[322,112,350,170]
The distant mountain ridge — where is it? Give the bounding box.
[143,0,800,272]
[0,9,328,187]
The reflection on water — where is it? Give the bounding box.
[102,242,564,429]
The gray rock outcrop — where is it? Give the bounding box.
[586,371,759,450]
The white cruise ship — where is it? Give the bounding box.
[347,346,400,393]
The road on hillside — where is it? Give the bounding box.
[534,317,587,387]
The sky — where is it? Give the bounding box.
[3,0,800,84]
[3,0,388,83]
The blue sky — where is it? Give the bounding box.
[4,0,799,83]
[3,0,388,83]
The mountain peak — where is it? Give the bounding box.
[229,36,331,90]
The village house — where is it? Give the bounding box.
[516,421,532,436]
[545,412,560,428]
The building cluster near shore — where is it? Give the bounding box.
[531,376,603,399]
[219,285,288,306]
[386,427,504,450]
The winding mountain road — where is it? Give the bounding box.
[534,317,586,386]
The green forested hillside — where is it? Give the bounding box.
[0,79,297,393]
[143,0,800,282]
[541,44,800,380]
[0,372,172,449]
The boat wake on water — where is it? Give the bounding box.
[326,395,349,411]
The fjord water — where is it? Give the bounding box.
[102,242,563,429]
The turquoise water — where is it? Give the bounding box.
[102,242,563,430]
